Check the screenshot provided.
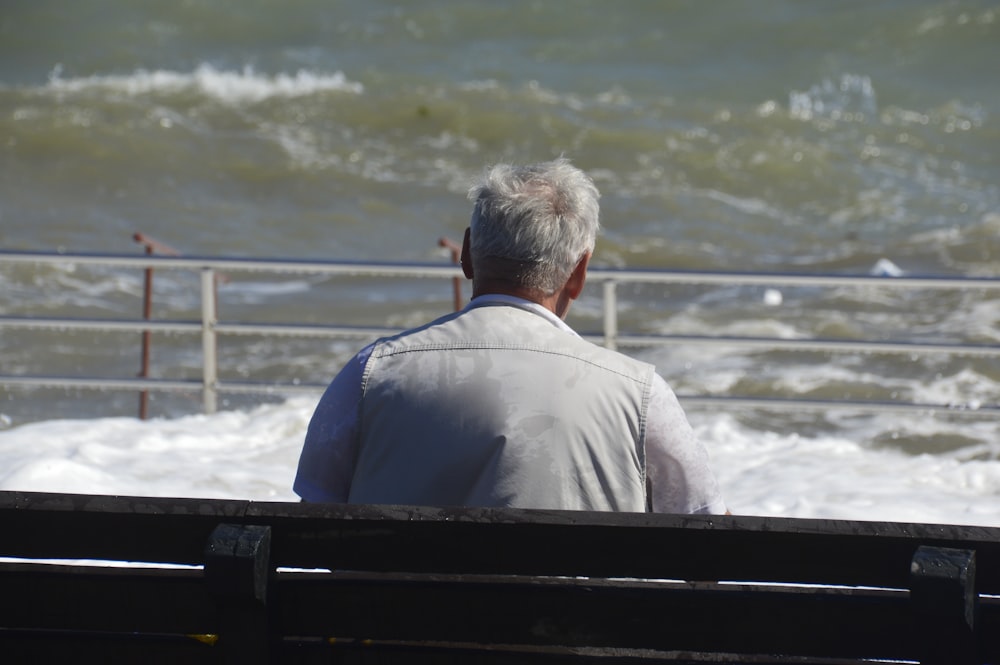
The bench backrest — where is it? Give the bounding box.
[2,491,998,664]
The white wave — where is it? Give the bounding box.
[697,188,788,221]
[43,63,363,104]
[909,367,1000,411]
[655,310,804,339]
[789,74,878,123]
[1,265,145,313]
[869,258,904,277]
[223,279,314,304]
[959,300,1000,342]
[0,396,315,500]
[0,396,997,526]
[695,413,1000,526]
[264,122,340,170]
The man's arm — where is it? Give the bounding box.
[644,373,728,514]
[293,344,372,503]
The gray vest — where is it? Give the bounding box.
[348,302,654,511]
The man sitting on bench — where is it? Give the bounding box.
[295,157,726,515]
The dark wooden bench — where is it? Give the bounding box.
[1,490,998,664]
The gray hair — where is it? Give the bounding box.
[466,157,600,294]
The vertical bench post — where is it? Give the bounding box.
[910,546,978,665]
[205,523,272,665]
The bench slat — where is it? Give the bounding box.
[4,492,1000,592]
[273,572,915,660]
[0,563,215,633]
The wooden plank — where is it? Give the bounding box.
[271,571,917,661]
[0,492,249,564]
[979,595,1000,662]
[274,639,867,665]
[0,563,216,634]
[0,630,220,665]
[256,503,1000,592]
[4,491,1000,592]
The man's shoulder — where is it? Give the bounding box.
[376,304,654,381]
[370,308,467,350]
[483,306,655,379]
[573,338,656,383]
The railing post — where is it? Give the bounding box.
[201,268,218,414]
[603,280,618,351]
[910,545,978,665]
[138,245,154,420]
[133,233,181,420]
[438,237,464,311]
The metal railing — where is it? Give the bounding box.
[2,248,999,418]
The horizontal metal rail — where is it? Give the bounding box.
[2,248,998,288]
[2,249,999,418]
[0,375,321,395]
[675,395,1000,416]
[0,376,209,393]
[0,250,465,279]
[599,334,1000,358]
[5,316,1000,358]
[0,316,399,339]
[2,376,998,417]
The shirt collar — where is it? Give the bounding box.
[465,294,579,336]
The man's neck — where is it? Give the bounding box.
[471,280,570,319]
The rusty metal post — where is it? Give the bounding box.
[132,232,180,420]
[136,237,154,420]
[438,237,463,311]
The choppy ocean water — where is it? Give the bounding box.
[1,1,998,524]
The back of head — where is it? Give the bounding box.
[467,157,600,294]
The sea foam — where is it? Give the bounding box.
[43,63,363,104]
[1,396,998,526]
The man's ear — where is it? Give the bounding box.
[460,227,474,279]
[566,252,590,300]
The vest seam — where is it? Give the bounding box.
[355,350,380,474]
[636,365,654,512]
[372,343,652,383]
